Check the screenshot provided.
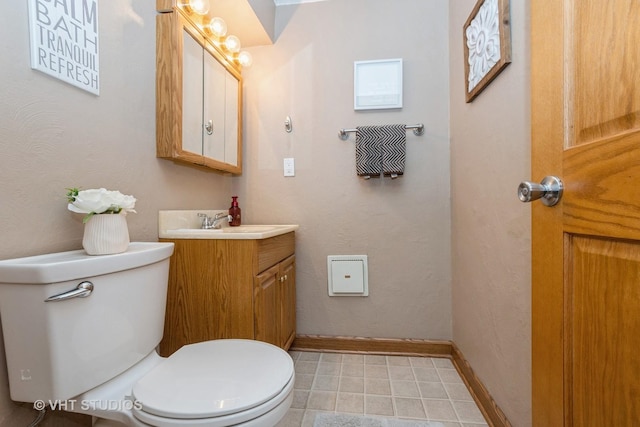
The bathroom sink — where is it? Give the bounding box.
[158,210,298,239]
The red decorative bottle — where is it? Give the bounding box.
[229,196,241,226]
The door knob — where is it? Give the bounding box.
[518,176,563,206]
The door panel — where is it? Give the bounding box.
[532,0,640,425]
[569,236,640,425]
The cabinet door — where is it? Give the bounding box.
[203,49,226,162]
[279,255,296,350]
[181,30,204,157]
[254,264,280,347]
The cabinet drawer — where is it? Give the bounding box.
[257,232,295,273]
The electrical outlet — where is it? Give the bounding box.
[284,158,295,177]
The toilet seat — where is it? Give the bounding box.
[131,339,294,426]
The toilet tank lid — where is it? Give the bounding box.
[0,242,174,284]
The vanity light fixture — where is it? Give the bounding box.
[206,17,228,38]
[237,51,253,67]
[178,2,253,68]
[224,35,241,53]
[182,0,210,15]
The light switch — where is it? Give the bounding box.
[284,158,295,176]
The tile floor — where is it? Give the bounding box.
[277,351,489,427]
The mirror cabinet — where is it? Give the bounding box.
[156,4,242,174]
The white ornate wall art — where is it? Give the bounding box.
[27,0,100,95]
[463,0,511,102]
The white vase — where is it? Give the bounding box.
[82,214,130,255]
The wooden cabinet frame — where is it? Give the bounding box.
[156,7,243,174]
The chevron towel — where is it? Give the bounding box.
[355,125,406,179]
[356,125,383,178]
[381,124,406,178]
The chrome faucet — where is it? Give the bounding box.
[198,212,232,229]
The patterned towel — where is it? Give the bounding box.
[355,125,406,179]
[381,124,406,178]
[356,126,382,178]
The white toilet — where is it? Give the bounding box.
[0,242,294,426]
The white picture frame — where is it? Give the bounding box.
[354,58,403,110]
[27,0,100,95]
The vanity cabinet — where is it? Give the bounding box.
[156,8,242,174]
[158,233,296,356]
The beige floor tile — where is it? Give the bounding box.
[301,410,324,427]
[307,391,336,411]
[409,356,435,367]
[412,367,440,382]
[365,354,387,365]
[389,366,415,381]
[365,364,389,379]
[320,353,343,363]
[276,408,304,427]
[336,392,365,414]
[313,375,339,391]
[394,397,427,419]
[294,374,314,390]
[342,363,365,377]
[298,352,322,362]
[452,400,486,423]
[339,376,364,393]
[418,381,449,399]
[291,390,309,409]
[438,368,464,384]
[365,378,391,395]
[387,356,411,366]
[391,380,420,398]
[294,361,318,375]
[424,398,458,421]
[317,362,341,376]
[444,382,474,401]
[364,395,394,416]
[433,358,455,369]
[342,354,364,364]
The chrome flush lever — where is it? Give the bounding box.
[45,281,94,302]
[518,176,563,207]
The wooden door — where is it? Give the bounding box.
[531,1,640,425]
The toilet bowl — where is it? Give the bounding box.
[0,242,294,426]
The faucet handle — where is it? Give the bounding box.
[197,213,214,229]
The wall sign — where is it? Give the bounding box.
[28,0,100,95]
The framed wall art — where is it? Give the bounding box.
[354,59,403,110]
[463,0,511,103]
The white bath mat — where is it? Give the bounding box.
[313,413,445,427]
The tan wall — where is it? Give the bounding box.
[449,1,532,425]
[240,0,452,340]
[0,2,234,424]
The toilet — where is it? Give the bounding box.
[0,242,294,426]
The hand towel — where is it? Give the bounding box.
[381,124,406,178]
[355,126,382,179]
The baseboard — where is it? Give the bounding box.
[292,335,510,427]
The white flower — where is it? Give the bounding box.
[67,188,136,222]
[466,0,501,91]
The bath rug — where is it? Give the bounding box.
[313,413,445,427]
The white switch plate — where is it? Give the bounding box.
[284,158,295,176]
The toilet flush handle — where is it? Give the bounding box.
[45,281,94,302]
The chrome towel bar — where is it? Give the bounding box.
[338,123,424,140]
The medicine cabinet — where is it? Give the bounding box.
[156,6,242,174]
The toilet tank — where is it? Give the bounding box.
[0,242,174,403]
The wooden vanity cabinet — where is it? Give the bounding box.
[158,232,296,356]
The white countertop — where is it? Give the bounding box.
[159,210,298,240]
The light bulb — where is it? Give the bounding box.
[207,17,227,38]
[237,51,253,67]
[186,0,209,15]
[224,35,241,53]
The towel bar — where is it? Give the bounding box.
[338,124,424,140]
